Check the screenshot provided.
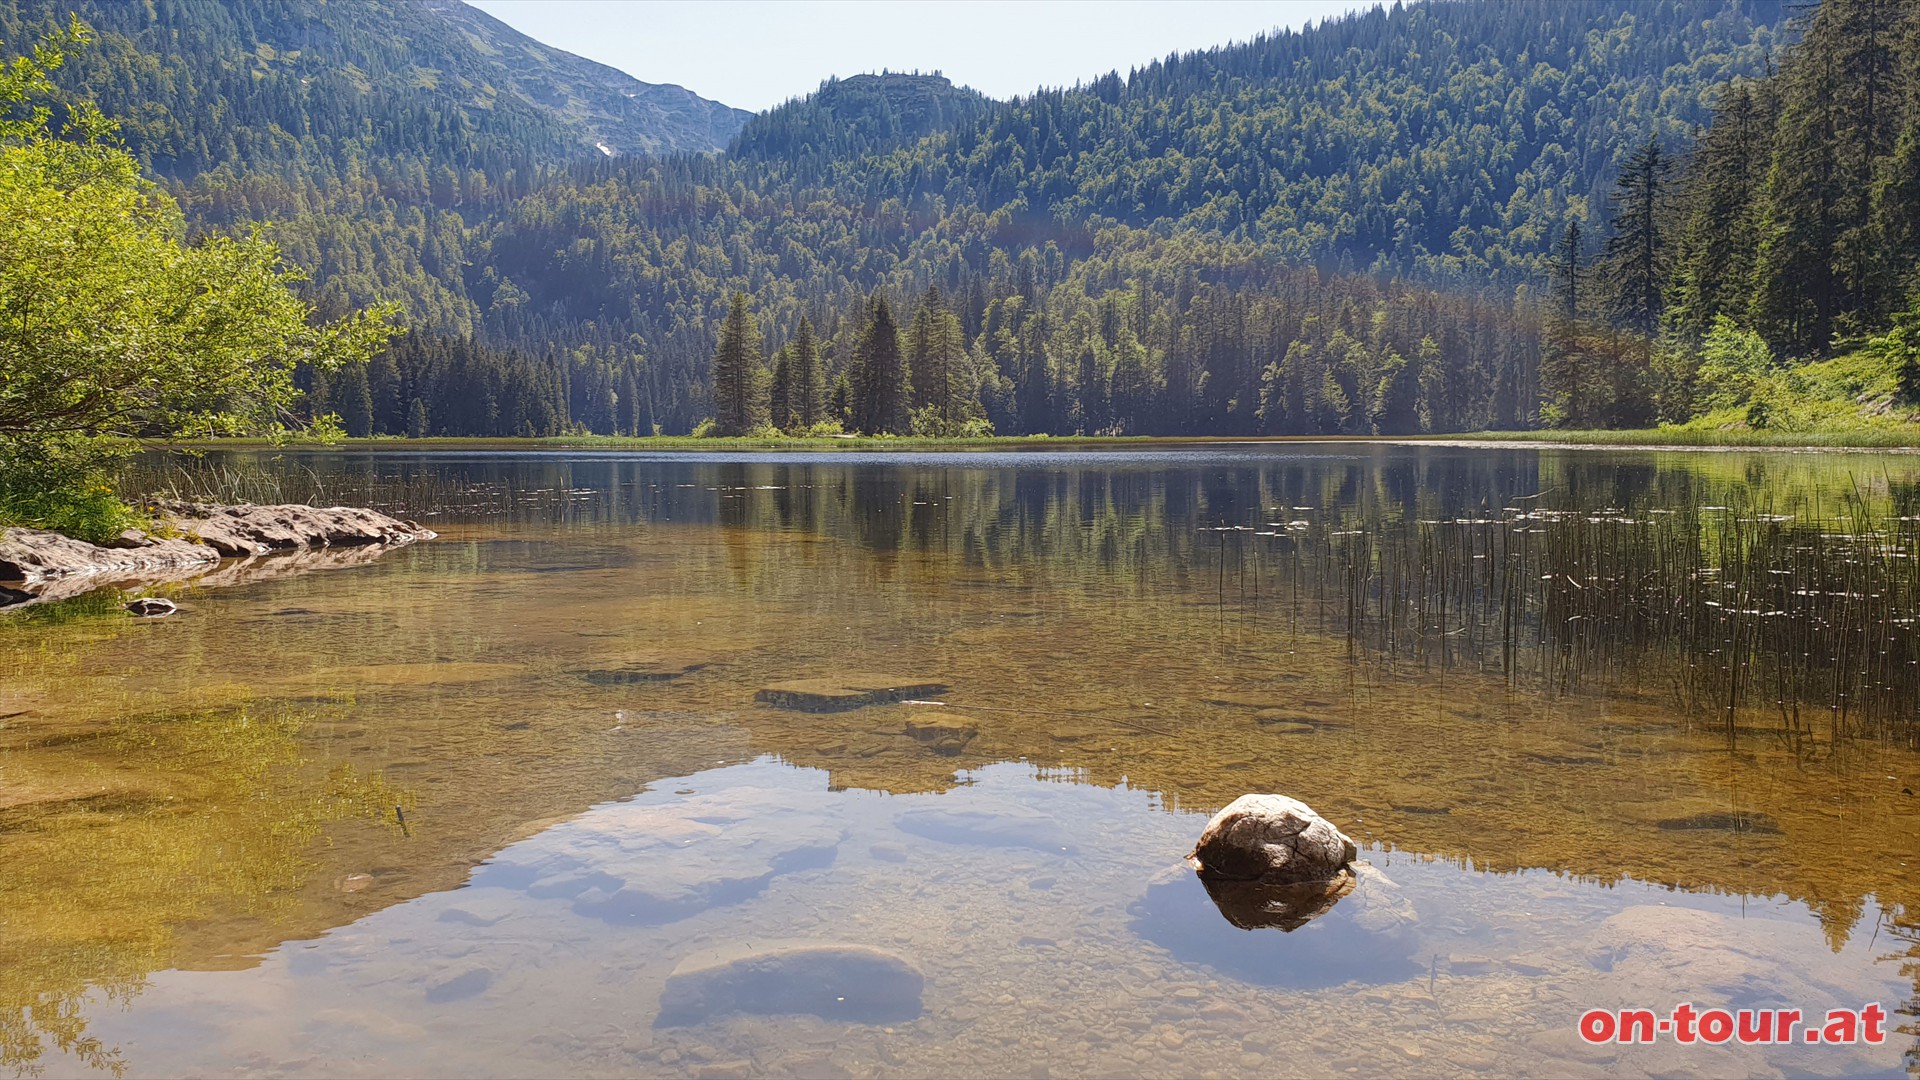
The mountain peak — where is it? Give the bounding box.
[730,68,996,162]
[432,0,748,155]
[0,0,749,171]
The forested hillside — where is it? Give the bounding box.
[731,72,995,172]
[438,0,1788,436]
[0,0,750,359]
[1534,0,1920,433]
[0,0,748,169]
[4,0,1814,437]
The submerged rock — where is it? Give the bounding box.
[424,967,492,1004]
[656,941,924,1026]
[1585,904,1860,1011]
[903,711,978,755]
[1188,794,1358,884]
[125,597,178,617]
[755,674,948,713]
[569,656,711,685]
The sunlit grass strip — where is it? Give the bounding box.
[168,429,1920,451]
[1450,428,1920,448]
[165,434,1156,452]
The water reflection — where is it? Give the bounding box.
[3,445,1917,1075]
[38,760,1919,1077]
[0,695,410,1078]
[1195,869,1355,932]
[1132,866,1423,987]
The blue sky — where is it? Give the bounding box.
[466,1,1369,113]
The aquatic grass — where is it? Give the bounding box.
[122,447,1920,745]
[117,457,623,524]
[1232,491,1920,745]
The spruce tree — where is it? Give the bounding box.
[1871,3,1920,311]
[1016,316,1053,434]
[828,372,853,427]
[1075,342,1106,434]
[341,364,374,437]
[368,351,403,434]
[908,288,941,413]
[1414,336,1445,432]
[407,397,430,438]
[618,370,640,435]
[1602,138,1673,338]
[849,294,908,434]
[1554,222,1585,323]
[769,344,795,432]
[307,368,332,423]
[1750,4,1852,354]
[790,316,825,429]
[1541,223,1600,426]
[1669,82,1775,339]
[709,291,768,435]
[1108,330,1151,434]
[908,289,967,432]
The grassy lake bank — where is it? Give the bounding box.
[156,428,1920,456]
[1450,427,1920,449]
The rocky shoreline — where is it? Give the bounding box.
[0,501,434,606]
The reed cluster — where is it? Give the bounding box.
[119,458,612,524]
[1232,493,1920,744]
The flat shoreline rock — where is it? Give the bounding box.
[0,502,434,602]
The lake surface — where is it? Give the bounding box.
[4,444,1918,1078]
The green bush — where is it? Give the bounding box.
[1694,316,1775,413]
[0,22,391,544]
[0,443,145,544]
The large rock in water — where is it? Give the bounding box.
[0,528,220,584]
[1188,794,1358,884]
[656,941,924,1026]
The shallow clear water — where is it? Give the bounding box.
[4,445,1918,1078]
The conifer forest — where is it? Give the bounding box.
[16,0,1920,440]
